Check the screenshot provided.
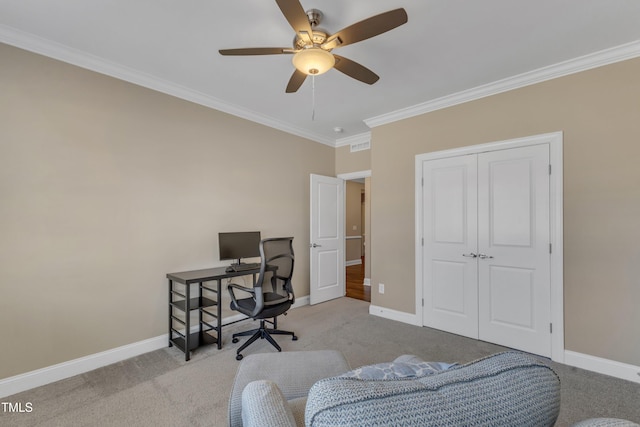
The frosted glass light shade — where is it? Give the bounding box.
[292,48,335,75]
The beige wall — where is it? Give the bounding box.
[345,181,364,262]
[370,57,640,366]
[0,43,334,379]
[335,145,370,175]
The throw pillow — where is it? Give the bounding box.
[340,355,456,380]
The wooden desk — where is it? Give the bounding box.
[166,266,262,361]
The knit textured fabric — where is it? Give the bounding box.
[305,351,560,427]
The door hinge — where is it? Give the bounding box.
[422,237,424,246]
[549,164,552,175]
[422,298,424,307]
[550,323,553,333]
[549,243,552,254]
[421,177,424,187]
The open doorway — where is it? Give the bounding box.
[340,171,371,303]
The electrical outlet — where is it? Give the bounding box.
[378,283,385,294]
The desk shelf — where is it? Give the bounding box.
[166,266,262,361]
[168,281,221,361]
[170,331,217,353]
[170,297,216,312]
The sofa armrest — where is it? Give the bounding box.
[229,350,350,427]
[241,380,297,427]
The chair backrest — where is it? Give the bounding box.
[256,237,295,305]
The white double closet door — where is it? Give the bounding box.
[422,144,551,357]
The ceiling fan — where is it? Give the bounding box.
[219,0,408,93]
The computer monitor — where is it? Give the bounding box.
[218,231,261,265]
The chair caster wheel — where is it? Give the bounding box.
[232,338,239,343]
[236,354,243,361]
[292,336,298,341]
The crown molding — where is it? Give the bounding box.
[0,25,337,147]
[365,39,640,128]
[4,24,640,147]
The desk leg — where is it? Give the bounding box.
[168,279,173,347]
[198,281,203,338]
[217,278,222,349]
[185,282,191,361]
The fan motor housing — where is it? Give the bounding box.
[293,29,329,49]
[293,9,329,49]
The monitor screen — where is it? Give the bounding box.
[218,231,261,263]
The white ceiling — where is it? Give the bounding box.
[2,0,640,146]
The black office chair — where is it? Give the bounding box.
[227,237,297,360]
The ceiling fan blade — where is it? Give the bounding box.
[219,48,293,56]
[333,55,379,85]
[325,8,408,49]
[286,69,307,93]
[275,0,313,36]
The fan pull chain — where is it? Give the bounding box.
[311,75,316,121]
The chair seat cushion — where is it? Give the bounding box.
[232,292,292,319]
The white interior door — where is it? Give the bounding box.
[422,155,479,338]
[310,174,345,305]
[477,145,551,357]
[421,144,552,357]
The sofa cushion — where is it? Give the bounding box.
[339,354,455,380]
[287,397,308,427]
[306,351,560,427]
[241,380,297,427]
[572,419,640,427]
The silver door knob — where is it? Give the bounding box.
[478,253,494,259]
[310,243,322,248]
[462,253,478,258]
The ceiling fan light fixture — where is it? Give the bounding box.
[292,47,335,75]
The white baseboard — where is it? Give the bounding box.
[368,305,640,385]
[363,278,370,287]
[0,296,311,399]
[0,335,167,398]
[292,295,310,308]
[564,350,640,384]
[345,259,362,267]
[5,297,636,399]
[369,304,420,326]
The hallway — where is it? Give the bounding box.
[346,261,370,302]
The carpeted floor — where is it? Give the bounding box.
[3,297,639,426]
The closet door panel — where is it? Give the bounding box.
[477,145,551,357]
[422,155,478,339]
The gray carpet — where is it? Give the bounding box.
[3,297,639,426]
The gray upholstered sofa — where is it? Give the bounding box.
[229,350,564,427]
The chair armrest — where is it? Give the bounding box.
[228,282,255,304]
[228,282,256,295]
[241,380,297,427]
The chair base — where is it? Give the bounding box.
[232,319,297,360]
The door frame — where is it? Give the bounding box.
[338,170,372,290]
[415,132,564,362]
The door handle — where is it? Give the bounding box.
[310,243,322,248]
[462,253,478,258]
[478,253,494,259]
